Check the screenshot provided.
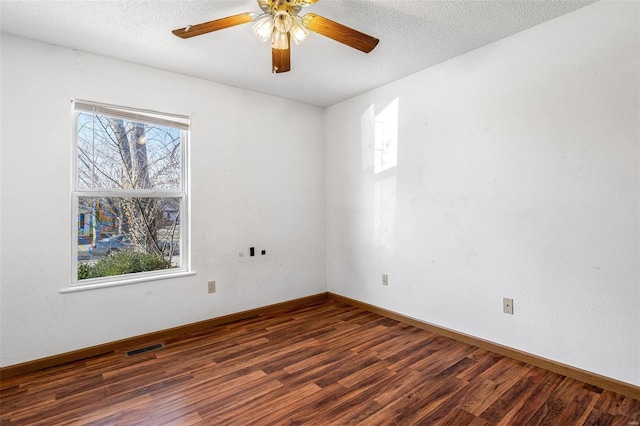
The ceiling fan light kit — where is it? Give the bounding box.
[172,0,379,74]
[252,15,275,42]
[271,26,290,50]
[290,15,310,45]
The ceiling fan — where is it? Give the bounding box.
[172,0,379,74]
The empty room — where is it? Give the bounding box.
[1,0,638,424]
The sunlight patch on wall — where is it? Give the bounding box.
[374,98,399,175]
[375,175,397,248]
[361,103,375,171]
[360,98,400,248]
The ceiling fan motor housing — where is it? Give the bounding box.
[258,0,304,15]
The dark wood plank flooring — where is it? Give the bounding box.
[1,300,639,425]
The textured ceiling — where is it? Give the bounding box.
[1,0,595,107]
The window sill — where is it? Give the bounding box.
[61,270,197,293]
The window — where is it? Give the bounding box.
[72,100,189,287]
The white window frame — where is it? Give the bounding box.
[67,99,192,291]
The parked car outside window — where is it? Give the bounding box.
[92,234,134,257]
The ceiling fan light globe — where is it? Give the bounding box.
[290,19,309,45]
[273,10,293,33]
[271,29,289,50]
[252,15,274,42]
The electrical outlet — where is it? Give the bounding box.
[503,297,513,314]
[208,281,216,294]
[382,273,389,286]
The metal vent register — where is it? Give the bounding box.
[125,343,165,357]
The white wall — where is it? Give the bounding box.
[0,35,326,366]
[326,1,639,386]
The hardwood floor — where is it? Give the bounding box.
[1,299,639,425]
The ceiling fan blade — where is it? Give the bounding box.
[302,13,379,53]
[272,35,291,73]
[172,13,255,39]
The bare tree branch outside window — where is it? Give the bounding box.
[75,104,187,282]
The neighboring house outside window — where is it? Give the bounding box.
[71,100,189,287]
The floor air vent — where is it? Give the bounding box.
[125,343,165,357]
